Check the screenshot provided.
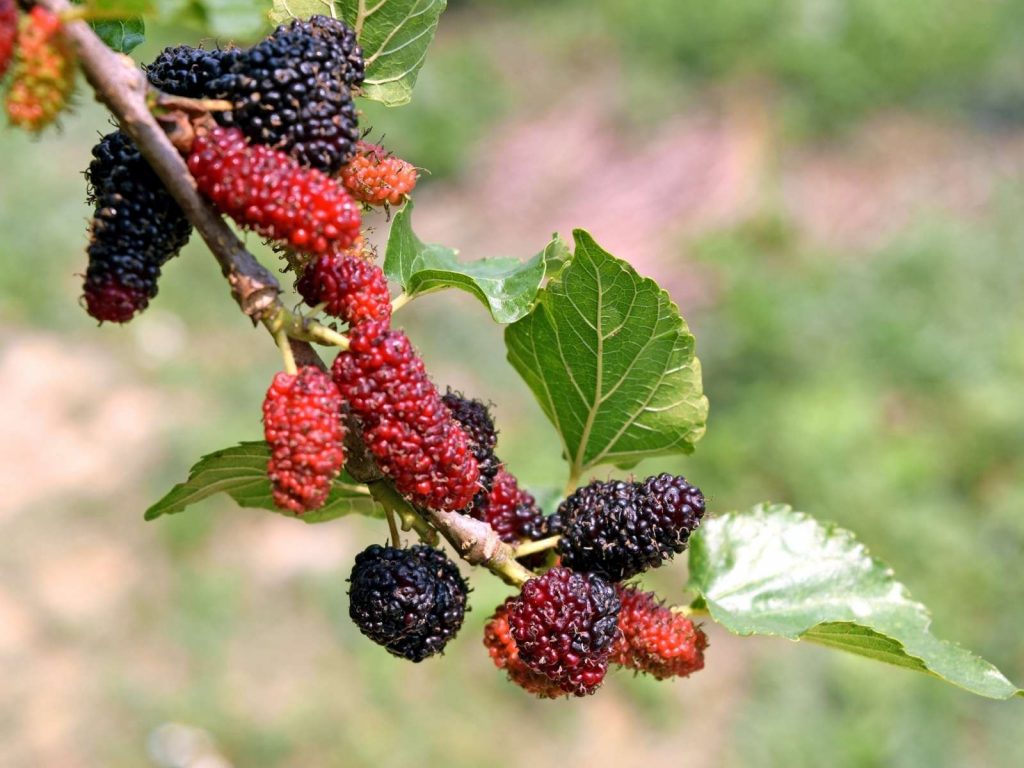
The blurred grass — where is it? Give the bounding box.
[1,1,1023,767]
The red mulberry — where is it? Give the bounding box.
[5,7,76,132]
[484,599,566,699]
[349,544,468,662]
[331,322,480,512]
[557,474,705,581]
[262,365,346,513]
[611,586,707,680]
[187,126,361,254]
[507,567,620,697]
[296,251,391,327]
[82,131,192,323]
[341,141,419,207]
[476,467,546,544]
[0,0,16,80]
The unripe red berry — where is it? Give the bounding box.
[187,126,361,254]
[263,366,346,513]
[484,599,567,699]
[0,0,16,80]
[331,323,480,511]
[341,141,418,207]
[296,251,391,327]
[611,586,708,680]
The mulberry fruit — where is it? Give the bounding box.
[217,15,363,173]
[483,599,566,699]
[296,251,391,327]
[262,365,345,513]
[476,467,546,544]
[145,44,238,99]
[82,131,192,323]
[341,141,419,207]
[611,587,707,680]
[507,567,620,696]
[188,126,361,254]
[557,474,705,581]
[5,7,76,132]
[0,0,16,80]
[331,322,481,511]
[441,390,500,498]
[348,544,468,662]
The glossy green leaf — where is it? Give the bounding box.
[145,442,377,524]
[90,18,146,53]
[383,202,561,323]
[269,1,446,106]
[505,230,708,478]
[688,504,1023,699]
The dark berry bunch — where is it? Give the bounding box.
[4,6,75,132]
[441,390,500,499]
[144,45,238,100]
[82,130,192,323]
[349,544,468,662]
[556,473,706,581]
[262,365,346,513]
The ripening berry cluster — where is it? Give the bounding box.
[58,9,712,700]
[3,6,76,132]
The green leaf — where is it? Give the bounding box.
[505,230,708,478]
[90,18,146,54]
[145,442,377,524]
[688,503,1023,700]
[270,2,446,106]
[382,202,560,323]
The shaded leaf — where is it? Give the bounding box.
[90,18,145,53]
[146,442,376,524]
[688,503,1023,700]
[505,230,708,478]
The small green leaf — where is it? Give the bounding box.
[383,202,558,323]
[90,18,145,53]
[145,442,377,524]
[688,504,1023,700]
[505,230,708,478]
[268,1,446,106]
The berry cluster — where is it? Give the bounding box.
[145,45,238,100]
[612,586,707,680]
[83,130,192,323]
[263,366,346,513]
[296,251,392,328]
[4,7,75,132]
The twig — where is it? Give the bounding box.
[50,0,535,588]
[514,535,560,559]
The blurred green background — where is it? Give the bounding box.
[1,1,1023,766]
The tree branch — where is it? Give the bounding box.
[52,1,535,589]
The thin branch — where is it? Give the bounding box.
[51,0,534,589]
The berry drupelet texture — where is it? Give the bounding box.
[262,366,346,513]
[476,467,546,544]
[5,7,76,132]
[441,390,500,497]
[296,251,391,327]
[145,44,238,99]
[611,586,708,680]
[0,0,16,80]
[341,141,419,207]
[217,15,363,173]
[349,544,468,662]
[557,473,705,581]
[82,130,192,323]
[484,599,566,699]
[187,126,361,254]
[507,567,620,696]
[331,322,481,512]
